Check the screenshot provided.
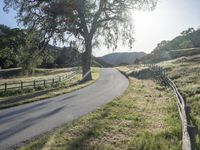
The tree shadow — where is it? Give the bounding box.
[0,106,65,142]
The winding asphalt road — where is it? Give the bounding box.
[0,68,129,149]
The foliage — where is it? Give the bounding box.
[154,28,200,52]
[140,27,200,63]
[3,0,156,48]
[0,47,18,69]
[55,46,81,67]
[19,31,44,75]
[3,0,157,79]
[0,24,81,71]
[0,24,25,68]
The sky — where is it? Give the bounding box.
[1,0,200,56]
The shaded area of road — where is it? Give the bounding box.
[0,68,129,149]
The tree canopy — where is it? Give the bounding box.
[4,0,157,80]
[0,24,25,69]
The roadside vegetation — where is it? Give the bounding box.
[158,55,200,148]
[0,67,81,97]
[119,54,200,148]
[21,76,181,150]
[0,68,75,82]
[0,67,100,109]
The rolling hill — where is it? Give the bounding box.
[98,52,146,65]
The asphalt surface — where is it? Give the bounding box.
[0,68,129,149]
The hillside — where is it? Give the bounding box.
[139,27,200,63]
[140,47,200,63]
[98,52,146,65]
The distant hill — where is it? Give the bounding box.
[139,27,200,63]
[140,47,200,64]
[46,45,111,68]
[98,52,146,65]
[92,57,113,67]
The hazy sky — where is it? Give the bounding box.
[1,0,200,56]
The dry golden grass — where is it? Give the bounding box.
[21,77,181,150]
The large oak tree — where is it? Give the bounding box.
[3,0,156,81]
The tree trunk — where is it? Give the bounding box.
[81,38,92,82]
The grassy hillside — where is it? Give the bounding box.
[128,54,200,148]
[139,28,200,64]
[157,55,200,148]
[21,76,181,150]
[98,52,146,65]
[140,47,200,64]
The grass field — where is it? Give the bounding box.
[118,54,200,148]
[0,67,100,109]
[21,77,181,150]
[0,67,82,98]
[0,67,78,84]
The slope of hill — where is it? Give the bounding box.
[98,52,146,65]
[140,47,200,64]
[139,27,200,63]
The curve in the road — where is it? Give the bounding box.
[0,68,129,149]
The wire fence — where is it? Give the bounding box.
[0,67,82,92]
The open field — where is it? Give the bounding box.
[0,68,100,109]
[21,77,181,150]
[0,67,82,98]
[0,67,79,84]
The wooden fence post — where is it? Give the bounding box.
[34,80,36,89]
[21,81,23,89]
[5,83,7,91]
[59,76,61,82]
[44,80,46,87]
[52,78,54,85]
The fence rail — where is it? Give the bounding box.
[127,64,194,150]
[167,77,193,150]
[0,68,82,92]
[146,64,193,150]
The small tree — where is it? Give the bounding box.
[4,0,156,81]
[19,31,44,75]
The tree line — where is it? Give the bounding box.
[3,0,156,81]
[138,27,200,63]
[0,24,80,74]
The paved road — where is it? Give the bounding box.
[0,68,129,149]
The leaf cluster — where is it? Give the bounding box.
[3,0,157,50]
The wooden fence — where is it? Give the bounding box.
[127,64,194,149]
[167,78,193,150]
[0,68,82,92]
[146,64,194,150]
